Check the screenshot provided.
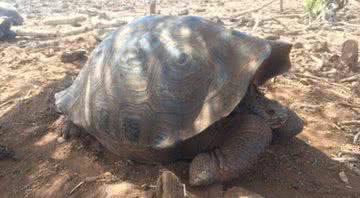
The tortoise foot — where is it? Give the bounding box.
[0,145,18,161]
[272,108,304,144]
[189,115,272,186]
[189,150,221,186]
[56,115,82,141]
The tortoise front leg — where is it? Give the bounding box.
[189,115,272,186]
[56,115,81,140]
[271,108,304,144]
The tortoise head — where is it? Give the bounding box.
[228,30,292,86]
[250,40,292,127]
[253,39,292,86]
[229,31,293,128]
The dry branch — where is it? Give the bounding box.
[339,120,360,125]
[353,131,360,144]
[94,20,127,29]
[251,15,290,32]
[340,150,360,157]
[69,176,98,195]
[42,15,87,26]
[294,73,350,92]
[13,20,127,38]
[332,156,359,163]
[69,172,117,195]
[251,14,261,32]
[61,26,92,36]
[272,14,304,18]
[335,21,360,28]
[340,74,360,83]
[267,18,290,31]
[234,0,277,17]
[14,28,58,38]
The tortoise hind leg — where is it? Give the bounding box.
[189,115,272,186]
[271,108,304,144]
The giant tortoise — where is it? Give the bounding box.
[55,16,304,186]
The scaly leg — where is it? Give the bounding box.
[189,115,272,186]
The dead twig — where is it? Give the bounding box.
[334,21,360,28]
[14,28,58,38]
[266,18,290,31]
[183,184,187,197]
[69,176,98,195]
[339,150,360,157]
[251,14,262,32]
[251,15,290,32]
[340,75,360,83]
[69,172,117,195]
[0,100,14,109]
[42,15,87,26]
[330,122,343,131]
[339,120,360,125]
[293,72,350,92]
[338,101,360,110]
[332,156,359,163]
[273,13,304,18]
[234,0,277,17]
[353,132,360,144]
[13,20,127,38]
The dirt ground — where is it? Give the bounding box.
[1,0,360,197]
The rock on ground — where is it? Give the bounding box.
[224,187,264,198]
[341,39,359,72]
[155,171,185,198]
[0,2,23,25]
[94,182,154,198]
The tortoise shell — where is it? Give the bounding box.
[55,16,291,162]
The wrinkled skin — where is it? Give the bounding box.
[189,86,304,186]
[235,85,288,128]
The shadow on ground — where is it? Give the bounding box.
[0,74,359,198]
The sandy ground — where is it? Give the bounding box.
[1,0,360,197]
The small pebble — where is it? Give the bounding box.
[339,171,350,185]
[195,8,206,12]
[57,137,66,144]
[104,172,113,184]
[293,42,304,49]
[178,9,189,16]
